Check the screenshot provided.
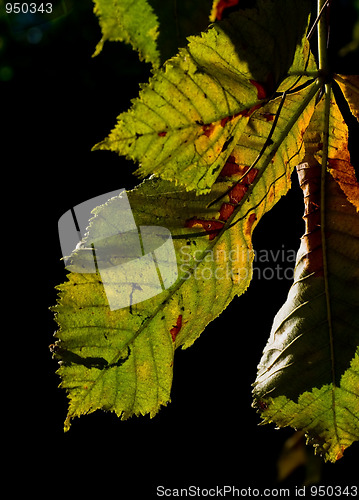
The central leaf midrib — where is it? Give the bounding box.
[320,82,341,447]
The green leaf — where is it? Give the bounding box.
[252,91,359,462]
[93,0,160,65]
[93,0,314,194]
[92,0,213,67]
[52,81,318,430]
[256,353,359,462]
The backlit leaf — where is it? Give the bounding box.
[93,0,159,65]
[93,0,313,194]
[93,0,213,67]
[52,82,317,430]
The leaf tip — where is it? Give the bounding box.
[63,415,72,433]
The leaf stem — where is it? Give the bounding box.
[317,0,329,74]
[321,84,334,364]
[307,0,331,42]
[321,81,340,447]
[317,0,335,390]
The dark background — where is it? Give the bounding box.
[2,0,358,496]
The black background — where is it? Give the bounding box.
[2,0,359,496]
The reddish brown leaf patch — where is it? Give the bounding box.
[219,156,242,177]
[213,0,240,20]
[297,156,359,278]
[238,103,262,118]
[245,168,259,184]
[170,315,183,342]
[220,111,243,128]
[257,400,269,411]
[158,131,167,137]
[184,165,258,239]
[229,183,248,204]
[185,217,224,240]
[250,79,267,100]
[228,167,259,203]
[262,112,275,122]
[202,123,216,137]
[245,213,257,235]
[296,163,323,277]
[219,202,235,221]
[220,116,231,128]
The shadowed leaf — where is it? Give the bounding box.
[253,92,359,462]
[335,74,359,123]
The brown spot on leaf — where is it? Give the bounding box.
[219,202,235,221]
[245,167,259,184]
[228,167,259,203]
[238,103,262,118]
[229,183,248,204]
[257,400,269,411]
[184,164,258,240]
[220,112,242,128]
[262,112,275,122]
[202,123,215,137]
[220,116,230,128]
[170,314,183,342]
[158,131,167,137]
[245,213,257,235]
[185,217,224,240]
[219,156,241,177]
